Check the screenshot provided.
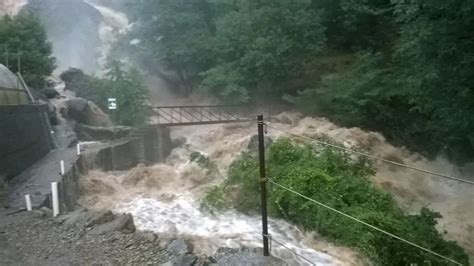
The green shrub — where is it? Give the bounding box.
[200,186,230,213]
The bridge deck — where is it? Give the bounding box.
[150,105,253,126]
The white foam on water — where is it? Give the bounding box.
[117,196,343,266]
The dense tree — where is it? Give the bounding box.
[0,12,55,88]
[201,0,325,103]
[297,0,474,162]
[122,0,474,160]
[121,0,215,96]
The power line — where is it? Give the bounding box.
[269,180,463,265]
[265,124,474,185]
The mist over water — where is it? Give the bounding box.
[84,0,129,72]
[0,0,27,16]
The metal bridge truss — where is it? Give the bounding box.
[150,105,252,126]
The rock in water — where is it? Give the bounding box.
[247,135,273,152]
[171,137,187,148]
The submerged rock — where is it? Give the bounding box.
[247,135,273,152]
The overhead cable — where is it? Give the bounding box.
[265,124,474,185]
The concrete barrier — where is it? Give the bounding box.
[42,125,171,212]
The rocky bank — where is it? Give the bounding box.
[0,207,285,265]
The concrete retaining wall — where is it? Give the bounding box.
[0,104,54,180]
[43,125,171,212]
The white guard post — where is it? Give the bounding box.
[51,182,59,217]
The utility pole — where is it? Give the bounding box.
[257,115,270,256]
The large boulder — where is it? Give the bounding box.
[214,247,287,265]
[65,98,113,127]
[40,88,60,99]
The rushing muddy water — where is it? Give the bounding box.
[80,112,474,264]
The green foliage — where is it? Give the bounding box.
[60,61,149,127]
[297,0,474,163]
[200,186,230,213]
[314,0,395,51]
[201,0,326,103]
[190,151,212,170]
[0,13,55,88]
[123,0,474,162]
[121,0,325,102]
[228,138,469,265]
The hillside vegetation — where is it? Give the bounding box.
[0,12,55,87]
[120,0,474,164]
[60,61,149,127]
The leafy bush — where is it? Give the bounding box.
[228,138,469,265]
[60,61,149,127]
[189,151,219,175]
[200,186,230,213]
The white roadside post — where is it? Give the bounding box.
[76,142,81,156]
[60,160,65,176]
[51,182,59,217]
[25,194,32,211]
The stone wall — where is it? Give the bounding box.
[0,104,54,180]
